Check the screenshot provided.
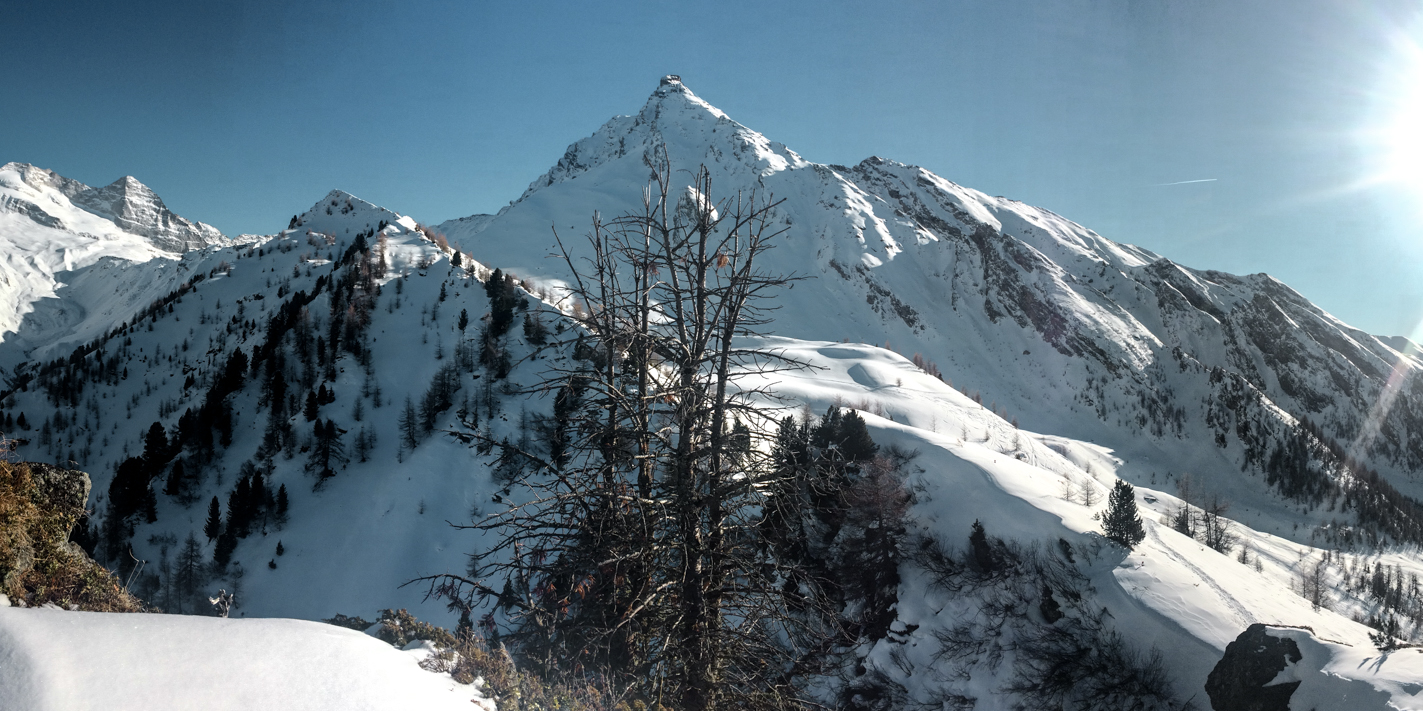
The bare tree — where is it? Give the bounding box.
[1198,493,1236,553]
[416,153,819,710]
[1300,556,1331,611]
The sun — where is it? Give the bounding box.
[1380,59,1423,191]
[1371,23,1423,198]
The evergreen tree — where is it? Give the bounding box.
[275,484,289,526]
[522,311,548,345]
[174,532,206,614]
[969,519,995,572]
[204,496,223,541]
[163,459,186,498]
[1102,480,1146,549]
[305,419,346,480]
[142,421,174,476]
[304,390,319,421]
[214,529,237,569]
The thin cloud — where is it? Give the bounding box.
[1154,178,1218,186]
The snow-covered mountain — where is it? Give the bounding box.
[0,162,237,370]
[441,77,1423,540]
[4,78,1423,707]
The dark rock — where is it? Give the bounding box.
[1206,623,1302,711]
[26,463,91,518]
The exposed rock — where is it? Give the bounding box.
[26,463,91,521]
[1206,623,1302,711]
[0,461,138,611]
[71,175,227,252]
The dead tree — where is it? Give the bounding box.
[415,152,825,710]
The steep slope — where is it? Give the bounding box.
[0,163,235,369]
[445,77,1423,544]
[0,189,570,625]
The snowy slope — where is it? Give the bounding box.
[0,190,566,625]
[2,78,1422,707]
[740,339,1423,707]
[441,77,1423,539]
[0,162,235,369]
[0,606,489,711]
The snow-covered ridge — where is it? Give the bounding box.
[1,162,226,251]
[511,77,809,209]
[3,77,1423,708]
[452,78,1423,514]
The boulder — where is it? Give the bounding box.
[1205,623,1302,711]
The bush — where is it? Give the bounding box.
[336,608,630,710]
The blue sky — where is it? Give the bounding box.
[7,0,1422,336]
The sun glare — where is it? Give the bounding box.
[1382,68,1423,190]
[1372,23,1423,198]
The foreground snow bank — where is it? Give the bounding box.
[0,607,489,711]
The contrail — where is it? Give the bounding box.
[1154,178,1218,186]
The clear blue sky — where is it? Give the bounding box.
[7,0,1423,336]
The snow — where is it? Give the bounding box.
[0,162,234,369]
[0,607,491,711]
[2,79,1423,706]
[735,338,1423,704]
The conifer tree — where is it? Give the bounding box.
[970,519,995,572]
[214,528,237,569]
[174,532,206,614]
[275,484,289,526]
[1103,480,1146,549]
[204,496,222,541]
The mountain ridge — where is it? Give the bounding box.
[2,78,1423,708]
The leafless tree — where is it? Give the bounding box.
[415,152,825,710]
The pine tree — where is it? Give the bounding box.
[1102,480,1146,549]
[214,529,237,569]
[275,484,289,526]
[204,496,223,541]
[970,519,995,572]
[174,532,206,614]
[304,390,319,421]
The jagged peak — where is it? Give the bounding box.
[640,75,729,122]
[0,162,91,198]
[507,76,806,210]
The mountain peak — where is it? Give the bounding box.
[642,75,728,122]
[292,189,417,235]
[510,76,803,207]
[68,174,225,252]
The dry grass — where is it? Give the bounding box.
[331,608,642,710]
[0,461,145,612]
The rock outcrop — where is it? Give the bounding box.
[1205,623,1302,711]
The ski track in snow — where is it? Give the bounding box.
[1145,521,1256,630]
